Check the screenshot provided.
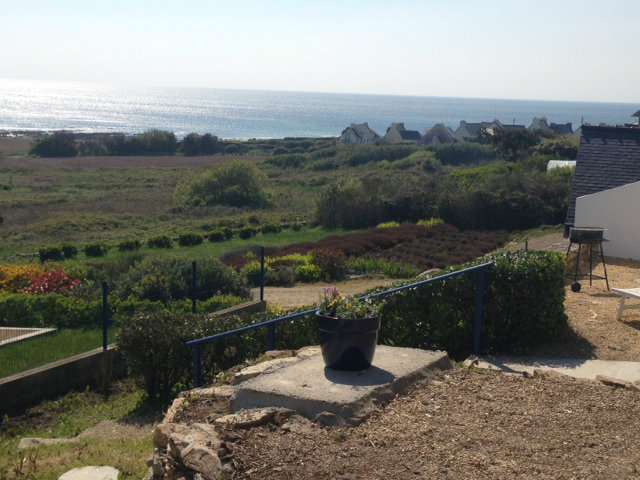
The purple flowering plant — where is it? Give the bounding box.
[317,286,379,319]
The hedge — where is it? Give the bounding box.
[117,250,567,404]
[374,250,567,359]
[0,293,247,330]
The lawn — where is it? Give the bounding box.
[0,329,110,378]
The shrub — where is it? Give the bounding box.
[376,221,400,229]
[23,271,79,294]
[118,239,142,251]
[311,249,347,281]
[116,311,268,405]
[0,264,43,292]
[239,226,258,239]
[38,246,63,262]
[417,218,444,227]
[208,230,226,242]
[84,242,108,258]
[261,223,282,234]
[0,292,101,328]
[374,250,567,359]
[29,131,78,157]
[117,256,247,304]
[147,235,173,249]
[222,227,234,239]
[178,231,204,247]
[175,160,269,208]
[295,264,324,282]
[60,243,78,259]
[241,261,278,287]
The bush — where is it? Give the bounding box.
[208,230,226,242]
[175,160,269,208]
[84,242,108,258]
[417,218,444,227]
[30,131,78,157]
[38,246,63,262]
[147,235,173,249]
[374,250,567,359]
[116,311,268,405]
[117,256,247,304]
[23,271,79,294]
[0,292,101,328]
[294,264,324,282]
[261,223,282,234]
[239,226,257,239]
[118,239,142,252]
[0,264,43,292]
[222,227,234,239]
[178,231,204,247]
[311,249,347,281]
[59,243,78,259]
[241,261,278,287]
[376,221,400,229]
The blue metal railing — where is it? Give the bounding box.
[187,261,494,387]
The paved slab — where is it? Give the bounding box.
[58,466,120,480]
[465,355,640,383]
[232,345,451,425]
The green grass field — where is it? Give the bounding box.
[0,329,111,378]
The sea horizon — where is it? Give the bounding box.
[1,78,637,140]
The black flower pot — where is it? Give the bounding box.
[315,311,380,371]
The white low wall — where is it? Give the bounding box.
[575,180,640,260]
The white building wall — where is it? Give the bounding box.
[575,180,640,260]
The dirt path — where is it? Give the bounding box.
[251,277,399,309]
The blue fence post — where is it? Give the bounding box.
[102,281,109,351]
[192,260,197,314]
[267,324,275,351]
[472,267,487,355]
[193,345,201,388]
[260,246,265,302]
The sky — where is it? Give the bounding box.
[1,0,638,103]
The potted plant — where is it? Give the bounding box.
[316,286,381,371]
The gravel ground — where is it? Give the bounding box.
[225,369,640,480]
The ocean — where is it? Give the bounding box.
[0,78,637,139]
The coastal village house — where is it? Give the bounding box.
[453,119,525,140]
[528,117,552,132]
[382,123,421,144]
[566,123,640,259]
[339,122,381,144]
[420,124,457,145]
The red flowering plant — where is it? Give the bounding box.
[317,286,380,320]
[23,270,80,295]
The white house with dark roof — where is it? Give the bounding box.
[339,123,380,144]
[382,123,421,144]
[566,125,640,250]
[528,117,552,132]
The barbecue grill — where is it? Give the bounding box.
[566,227,609,292]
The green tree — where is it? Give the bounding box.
[176,160,269,208]
[30,131,78,157]
[180,133,202,156]
[483,128,544,162]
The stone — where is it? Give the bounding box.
[280,415,316,435]
[162,397,187,424]
[153,423,191,449]
[295,345,321,358]
[232,357,300,385]
[263,349,295,360]
[214,407,294,429]
[166,423,222,480]
[58,466,120,480]
[180,442,222,480]
[596,375,631,388]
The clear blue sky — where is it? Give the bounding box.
[1,0,638,103]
